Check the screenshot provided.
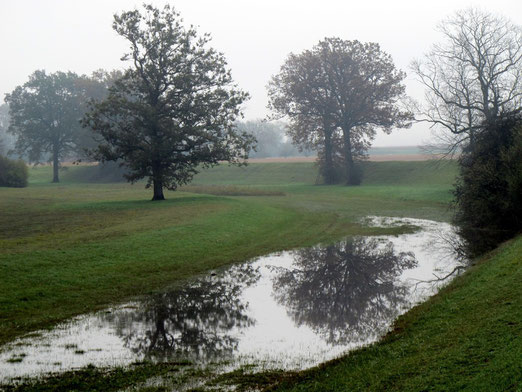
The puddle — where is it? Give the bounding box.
[0,217,466,384]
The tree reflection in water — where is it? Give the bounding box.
[271,238,417,344]
[105,264,260,361]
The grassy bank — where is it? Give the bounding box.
[3,235,520,391]
[0,161,456,348]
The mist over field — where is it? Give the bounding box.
[0,1,521,391]
[1,0,521,147]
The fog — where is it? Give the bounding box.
[1,0,521,146]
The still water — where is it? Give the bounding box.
[0,217,465,383]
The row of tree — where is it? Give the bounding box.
[2,4,416,191]
[265,7,522,255]
[2,5,255,200]
[237,120,312,159]
[267,8,522,185]
[2,5,521,208]
[0,104,15,156]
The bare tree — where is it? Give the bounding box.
[412,8,522,154]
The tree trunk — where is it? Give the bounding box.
[323,125,335,184]
[469,128,475,153]
[52,145,59,183]
[152,178,165,201]
[342,126,355,185]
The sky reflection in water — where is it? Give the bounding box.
[0,217,464,382]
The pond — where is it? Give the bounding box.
[0,217,466,384]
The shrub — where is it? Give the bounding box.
[0,155,28,187]
[454,116,522,256]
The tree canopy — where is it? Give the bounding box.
[83,4,253,200]
[269,38,412,184]
[4,71,106,182]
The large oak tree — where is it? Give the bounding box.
[83,5,253,200]
[269,38,412,185]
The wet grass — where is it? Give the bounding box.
[0,360,298,391]
[0,362,195,392]
[4,232,519,391]
[208,367,299,391]
[0,161,456,347]
[1,160,519,390]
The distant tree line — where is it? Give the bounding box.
[237,120,312,159]
[0,104,10,155]
[0,103,27,187]
[3,4,413,193]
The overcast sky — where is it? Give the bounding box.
[1,0,521,146]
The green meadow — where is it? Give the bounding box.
[0,161,455,345]
[1,160,519,391]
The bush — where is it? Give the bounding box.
[0,155,28,187]
[454,116,522,256]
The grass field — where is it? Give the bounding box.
[4,159,519,391]
[0,160,457,347]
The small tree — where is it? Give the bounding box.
[412,8,522,154]
[5,71,96,182]
[269,38,412,185]
[0,156,28,188]
[83,4,253,200]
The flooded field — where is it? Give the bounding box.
[0,217,466,385]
